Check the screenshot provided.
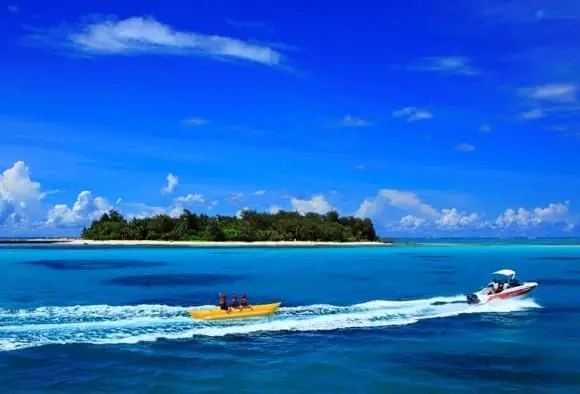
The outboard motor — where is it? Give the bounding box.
[466,294,480,304]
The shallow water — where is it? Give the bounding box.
[1,244,579,393]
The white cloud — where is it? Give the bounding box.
[356,189,480,232]
[436,208,480,228]
[355,164,366,171]
[495,201,571,228]
[268,204,282,214]
[236,206,250,219]
[252,190,266,196]
[229,193,244,201]
[7,5,18,13]
[128,192,216,218]
[0,161,44,202]
[291,195,333,215]
[399,215,426,230]
[358,189,575,235]
[357,189,440,219]
[182,117,207,126]
[123,202,166,219]
[46,191,112,227]
[57,16,283,66]
[519,108,545,120]
[161,173,178,195]
[408,56,480,76]
[392,107,433,122]
[455,143,475,152]
[168,193,210,216]
[0,161,45,226]
[341,115,370,127]
[174,193,206,204]
[479,124,492,132]
[520,84,577,103]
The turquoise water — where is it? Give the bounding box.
[1,244,579,393]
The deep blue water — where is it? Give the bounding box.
[1,244,580,393]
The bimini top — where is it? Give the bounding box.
[492,269,516,278]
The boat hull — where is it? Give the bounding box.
[466,282,538,305]
[189,302,282,321]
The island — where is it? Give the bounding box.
[78,209,384,245]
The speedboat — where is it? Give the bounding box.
[466,269,538,305]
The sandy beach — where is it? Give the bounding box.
[41,239,392,247]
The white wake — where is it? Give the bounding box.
[0,295,541,351]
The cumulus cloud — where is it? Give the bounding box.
[356,189,438,220]
[399,215,426,230]
[46,191,112,227]
[356,189,481,232]
[123,192,216,219]
[122,202,167,220]
[161,173,178,195]
[236,206,251,219]
[392,107,433,122]
[46,16,284,66]
[0,161,45,226]
[0,161,44,202]
[495,201,570,228]
[253,190,266,196]
[168,193,215,217]
[357,188,576,235]
[437,208,480,228]
[291,195,333,215]
[268,204,282,214]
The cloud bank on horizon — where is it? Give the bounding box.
[1,0,580,237]
[0,161,576,237]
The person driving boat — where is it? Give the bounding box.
[484,280,502,295]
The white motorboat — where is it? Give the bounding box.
[466,269,538,305]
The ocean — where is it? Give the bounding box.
[0,242,579,393]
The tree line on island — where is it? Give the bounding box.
[81,209,380,242]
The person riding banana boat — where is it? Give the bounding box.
[190,294,279,320]
[218,293,251,313]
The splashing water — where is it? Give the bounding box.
[0,295,541,351]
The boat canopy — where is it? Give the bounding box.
[492,269,516,279]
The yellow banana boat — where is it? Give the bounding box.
[189,302,282,321]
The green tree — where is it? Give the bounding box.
[81,208,380,242]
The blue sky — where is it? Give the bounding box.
[1,0,579,237]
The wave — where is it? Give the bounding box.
[0,295,541,352]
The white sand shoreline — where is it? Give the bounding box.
[25,239,393,247]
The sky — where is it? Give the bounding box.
[1,0,579,237]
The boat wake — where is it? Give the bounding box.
[0,295,541,351]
